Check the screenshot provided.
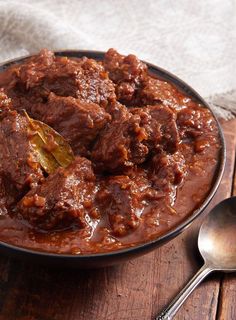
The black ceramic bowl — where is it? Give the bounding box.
[0,50,226,268]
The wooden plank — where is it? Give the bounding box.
[216,119,236,320]
[0,120,234,320]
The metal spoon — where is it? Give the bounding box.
[156,196,236,320]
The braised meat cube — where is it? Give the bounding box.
[104,48,147,83]
[6,49,116,110]
[91,108,149,172]
[104,48,147,105]
[106,100,130,121]
[148,151,186,205]
[0,109,44,192]
[96,168,165,237]
[96,175,143,236]
[92,103,180,172]
[138,77,180,106]
[104,48,182,108]
[30,93,111,156]
[18,157,97,230]
[72,57,116,107]
[13,49,55,91]
[130,104,180,153]
[1,50,65,113]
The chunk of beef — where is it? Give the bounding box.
[138,77,180,106]
[91,108,149,172]
[6,49,116,110]
[104,48,181,108]
[96,175,142,236]
[72,57,116,107]
[106,101,129,121]
[0,109,44,192]
[104,48,147,83]
[17,157,97,230]
[148,151,186,205]
[96,168,166,237]
[14,49,55,91]
[104,48,146,106]
[0,92,35,208]
[92,103,180,172]
[130,104,180,153]
[30,93,111,156]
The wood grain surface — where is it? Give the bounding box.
[0,119,235,320]
[215,119,236,320]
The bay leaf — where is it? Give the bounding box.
[24,111,75,174]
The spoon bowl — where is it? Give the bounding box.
[199,196,236,271]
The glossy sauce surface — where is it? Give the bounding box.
[0,49,221,254]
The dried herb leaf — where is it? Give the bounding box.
[24,111,75,174]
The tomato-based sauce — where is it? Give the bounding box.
[0,49,221,254]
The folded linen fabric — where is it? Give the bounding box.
[0,0,235,119]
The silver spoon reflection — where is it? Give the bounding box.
[156,196,236,320]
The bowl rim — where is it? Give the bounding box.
[0,49,226,260]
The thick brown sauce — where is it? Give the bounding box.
[0,49,221,254]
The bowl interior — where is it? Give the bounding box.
[0,50,226,265]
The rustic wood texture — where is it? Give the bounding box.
[0,119,235,320]
[216,119,236,320]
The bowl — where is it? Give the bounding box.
[0,50,226,268]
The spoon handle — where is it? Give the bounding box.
[155,264,213,320]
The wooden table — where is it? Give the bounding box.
[0,119,235,320]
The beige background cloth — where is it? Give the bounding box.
[0,0,235,118]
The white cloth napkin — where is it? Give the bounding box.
[0,0,236,119]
